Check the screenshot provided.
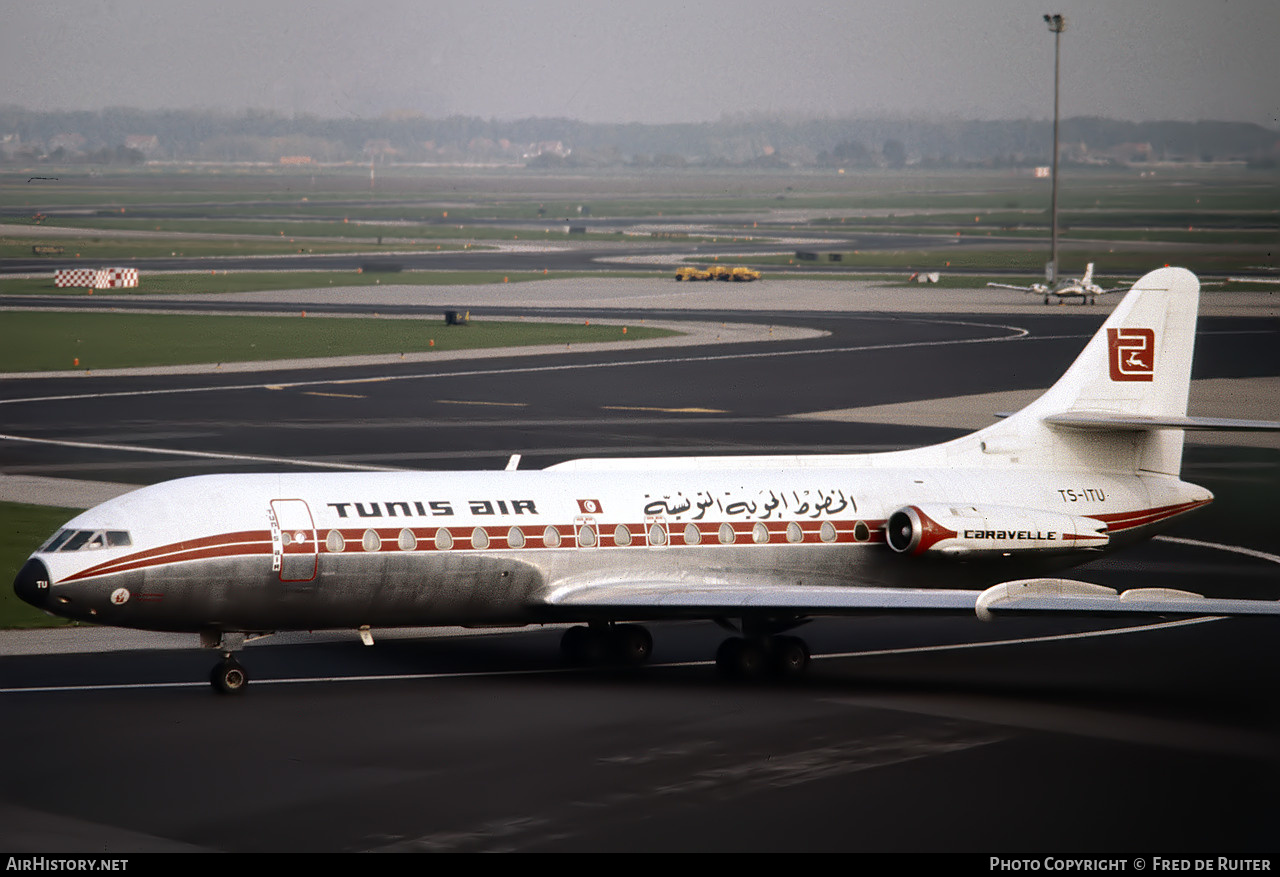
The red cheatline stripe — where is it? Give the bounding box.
[56,518,901,580]
[1094,499,1210,532]
[60,531,272,582]
[56,502,1203,583]
[62,541,271,582]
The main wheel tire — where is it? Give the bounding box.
[610,624,653,666]
[716,637,768,679]
[715,637,744,678]
[772,636,810,677]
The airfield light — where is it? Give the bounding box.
[1045,14,1067,284]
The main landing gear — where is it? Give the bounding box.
[714,634,810,680]
[560,622,654,667]
[559,620,813,681]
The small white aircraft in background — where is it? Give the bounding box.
[14,267,1280,694]
[988,263,1124,305]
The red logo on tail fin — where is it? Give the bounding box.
[1107,328,1155,381]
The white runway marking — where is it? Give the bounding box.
[0,317,1028,468]
[0,618,1228,695]
[0,316,1029,407]
[0,432,404,472]
[1154,534,1280,566]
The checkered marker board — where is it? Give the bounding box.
[55,268,139,288]
[55,269,98,288]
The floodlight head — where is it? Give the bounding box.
[1044,13,1067,33]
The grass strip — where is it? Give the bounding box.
[0,311,678,372]
[0,270,658,296]
[0,502,83,629]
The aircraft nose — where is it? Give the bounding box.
[13,558,51,609]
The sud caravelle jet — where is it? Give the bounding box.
[988,263,1124,305]
[14,267,1280,694]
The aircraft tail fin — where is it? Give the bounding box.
[1081,262,1094,285]
[967,266,1198,476]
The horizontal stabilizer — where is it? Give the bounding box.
[1042,413,1280,432]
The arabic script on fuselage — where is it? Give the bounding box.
[642,488,855,520]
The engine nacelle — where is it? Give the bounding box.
[884,503,1108,557]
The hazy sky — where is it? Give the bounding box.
[4,0,1277,126]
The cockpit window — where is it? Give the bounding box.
[38,529,133,552]
[39,529,76,552]
[59,531,94,552]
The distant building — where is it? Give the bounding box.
[49,132,87,153]
[124,135,159,156]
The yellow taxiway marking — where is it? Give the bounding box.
[435,399,529,407]
[303,391,366,399]
[602,405,727,414]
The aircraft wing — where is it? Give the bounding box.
[546,580,982,614]
[974,579,1280,621]
[543,577,1280,621]
[986,282,1034,292]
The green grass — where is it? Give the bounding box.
[0,502,82,628]
[16,214,695,241]
[0,311,679,372]
[0,234,486,260]
[0,270,659,296]
[746,247,1276,275]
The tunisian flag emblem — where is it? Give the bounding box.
[577,499,603,514]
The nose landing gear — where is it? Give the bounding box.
[201,630,270,695]
[211,658,249,695]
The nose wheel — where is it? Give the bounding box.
[211,658,249,694]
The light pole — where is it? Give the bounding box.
[1044,13,1066,285]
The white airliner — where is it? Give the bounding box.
[14,267,1280,693]
[987,263,1123,305]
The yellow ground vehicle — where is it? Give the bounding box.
[674,267,710,281]
[675,265,761,281]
